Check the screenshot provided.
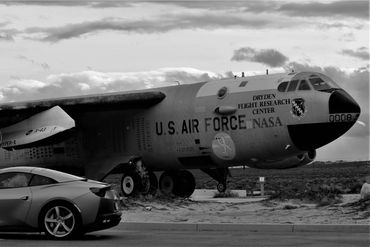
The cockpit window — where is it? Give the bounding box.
[298,80,310,91]
[309,77,331,91]
[287,80,299,92]
[277,81,288,92]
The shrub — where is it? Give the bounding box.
[269,181,343,205]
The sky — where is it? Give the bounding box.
[0,0,369,161]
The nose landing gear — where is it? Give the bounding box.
[201,168,230,193]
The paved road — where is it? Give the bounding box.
[0,228,368,247]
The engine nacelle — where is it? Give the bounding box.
[249,150,316,169]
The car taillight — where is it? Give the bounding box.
[90,187,119,200]
[90,187,108,197]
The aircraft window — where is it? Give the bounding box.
[309,77,331,91]
[29,174,56,186]
[217,87,228,99]
[239,81,248,87]
[287,80,299,91]
[0,172,32,188]
[277,81,288,92]
[298,80,311,91]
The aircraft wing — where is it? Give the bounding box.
[0,91,166,114]
[0,91,166,149]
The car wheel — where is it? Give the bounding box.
[41,203,81,239]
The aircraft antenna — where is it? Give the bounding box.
[266,69,269,75]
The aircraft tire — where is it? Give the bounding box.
[121,170,141,197]
[159,171,178,196]
[217,183,226,193]
[174,170,196,198]
[147,171,158,195]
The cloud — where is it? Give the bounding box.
[0,32,13,41]
[0,1,133,7]
[341,47,370,61]
[17,55,50,70]
[0,27,20,41]
[154,1,369,20]
[0,68,221,102]
[24,13,298,42]
[231,47,289,67]
[278,1,369,20]
[0,1,91,7]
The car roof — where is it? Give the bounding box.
[0,166,84,183]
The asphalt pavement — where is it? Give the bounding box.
[0,225,368,247]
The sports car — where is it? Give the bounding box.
[0,166,122,239]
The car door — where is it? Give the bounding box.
[0,172,32,227]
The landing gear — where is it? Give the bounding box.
[119,158,195,197]
[120,158,152,197]
[159,170,196,197]
[147,171,158,195]
[121,170,141,196]
[158,171,176,196]
[201,168,230,193]
[217,182,226,193]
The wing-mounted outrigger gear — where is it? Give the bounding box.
[201,168,231,193]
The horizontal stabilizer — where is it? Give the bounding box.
[0,106,75,149]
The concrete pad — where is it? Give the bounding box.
[190,189,267,203]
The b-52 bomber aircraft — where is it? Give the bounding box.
[0,71,360,197]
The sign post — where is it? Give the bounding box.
[259,177,265,196]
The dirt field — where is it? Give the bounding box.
[120,194,370,225]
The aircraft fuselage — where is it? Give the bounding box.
[0,72,360,183]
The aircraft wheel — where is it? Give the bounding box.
[121,170,141,197]
[148,171,158,195]
[159,171,178,196]
[175,170,196,197]
[217,182,226,193]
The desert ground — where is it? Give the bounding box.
[104,162,369,225]
[120,192,370,225]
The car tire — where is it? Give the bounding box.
[41,202,82,239]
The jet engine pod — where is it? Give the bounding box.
[250,150,316,169]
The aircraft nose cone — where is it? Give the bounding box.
[329,89,361,114]
[288,89,360,151]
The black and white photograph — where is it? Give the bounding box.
[0,0,369,246]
